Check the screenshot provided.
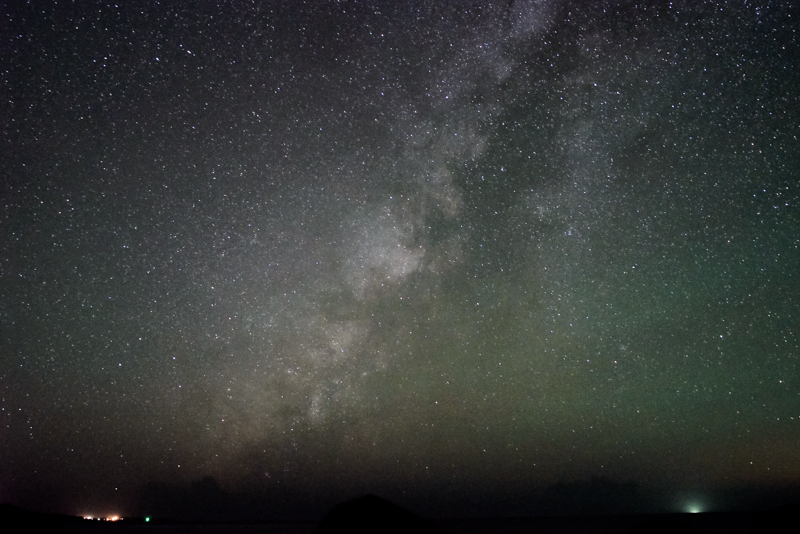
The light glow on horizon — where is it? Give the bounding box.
[83,514,122,521]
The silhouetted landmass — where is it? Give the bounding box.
[624,518,700,534]
[313,494,448,534]
[0,503,82,534]
[4,484,797,533]
[130,474,800,523]
[746,504,800,534]
[4,499,800,533]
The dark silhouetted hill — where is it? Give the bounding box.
[313,494,448,534]
[746,503,800,533]
[0,503,82,534]
[625,518,701,534]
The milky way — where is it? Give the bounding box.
[2,0,798,519]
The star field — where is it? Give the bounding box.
[1,0,799,520]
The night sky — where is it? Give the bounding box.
[2,0,799,521]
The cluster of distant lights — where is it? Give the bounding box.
[84,515,151,522]
[80,505,706,521]
[79,500,706,522]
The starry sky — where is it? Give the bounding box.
[2,0,799,521]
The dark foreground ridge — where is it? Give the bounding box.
[0,503,84,534]
[2,500,799,533]
[313,494,447,534]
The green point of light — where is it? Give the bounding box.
[145,517,150,522]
